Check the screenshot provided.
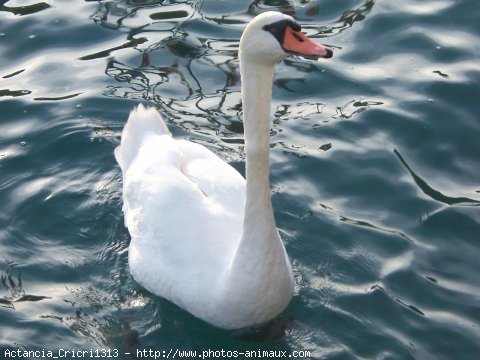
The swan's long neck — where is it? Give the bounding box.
[226,55,289,272]
[216,56,293,326]
[213,37,294,327]
[241,60,277,241]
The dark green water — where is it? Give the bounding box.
[1,0,479,359]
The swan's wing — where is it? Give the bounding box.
[122,133,245,301]
[116,105,246,307]
[177,139,245,214]
[123,133,245,245]
[115,104,170,173]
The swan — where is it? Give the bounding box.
[115,11,332,330]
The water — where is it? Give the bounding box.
[1,0,479,358]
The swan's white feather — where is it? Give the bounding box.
[117,105,246,317]
[115,104,171,172]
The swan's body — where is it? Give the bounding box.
[115,11,332,329]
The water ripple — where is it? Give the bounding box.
[0,0,479,357]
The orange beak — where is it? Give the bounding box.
[282,28,333,59]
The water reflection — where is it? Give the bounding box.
[79,38,148,61]
[90,1,340,142]
[0,265,51,310]
[0,0,478,355]
[0,1,50,16]
[394,149,480,207]
[321,0,375,36]
[88,0,378,159]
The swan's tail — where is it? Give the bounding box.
[115,104,171,172]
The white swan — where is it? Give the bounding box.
[115,11,332,330]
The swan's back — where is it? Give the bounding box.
[115,105,246,315]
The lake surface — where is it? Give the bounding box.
[1,0,479,359]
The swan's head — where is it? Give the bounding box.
[239,11,333,65]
